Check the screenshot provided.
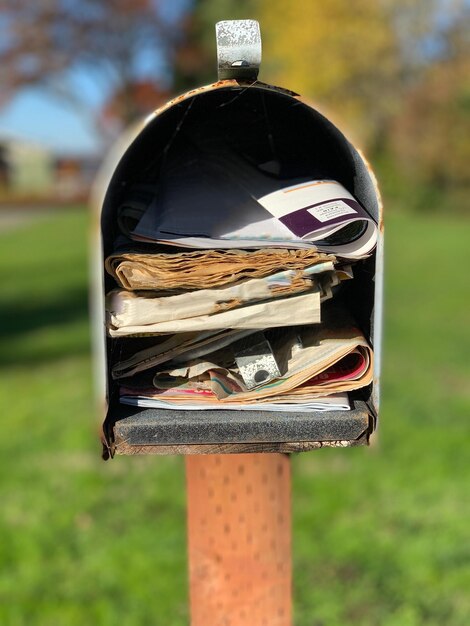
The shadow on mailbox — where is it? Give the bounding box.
[96,23,383,459]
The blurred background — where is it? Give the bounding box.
[0,1,469,625]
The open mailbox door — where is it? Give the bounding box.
[93,20,383,459]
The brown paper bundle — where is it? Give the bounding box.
[105,247,334,291]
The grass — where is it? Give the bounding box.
[0,207,469,625]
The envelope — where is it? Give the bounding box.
[107,290,322,336]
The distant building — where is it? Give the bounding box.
[53,155,99,200]
[0,138,54,196]
[0,137,99,201]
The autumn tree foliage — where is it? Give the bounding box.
[0,0,188,136]
[390,19,470,188]
[181,0,469,188]
[1,0,468,190]
[175,0,411,147]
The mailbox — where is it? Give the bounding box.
[93,21,383,459]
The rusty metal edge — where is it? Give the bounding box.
[150,80,300,120]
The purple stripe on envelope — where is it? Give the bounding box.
[279,198,368,238]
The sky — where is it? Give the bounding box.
[0,0,464,157]
[0,0,191,157]
[0,87,101,156]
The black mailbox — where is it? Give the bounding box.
[94,20,383,459]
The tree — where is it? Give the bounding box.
[181,0,468,157]
[100,80,171,137]
[390,17,470,188]
[258,0,424,151]
[174,1,404,149]
[0,0,189,141]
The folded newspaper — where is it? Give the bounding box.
[105,247,335,291]
[117,310,372,411]
[107,259,346,326]
[151,327,372,402]
[107,289,322,336]
[111,329,257,379]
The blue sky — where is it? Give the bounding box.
[0,0,463,156]
[0,0,191,156]
[0,87,101,156]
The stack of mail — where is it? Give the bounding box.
[104,138,376,413]
[106,257,352,336]
[115,309,373,412]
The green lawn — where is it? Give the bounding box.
[0,207,469,625]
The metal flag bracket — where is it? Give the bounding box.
[216,19,262,81]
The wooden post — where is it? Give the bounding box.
[186,454,292,626]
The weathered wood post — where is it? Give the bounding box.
[187,454,292,626]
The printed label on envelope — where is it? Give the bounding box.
[307,200,357,223]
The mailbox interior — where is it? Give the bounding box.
[101,83,380,455]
